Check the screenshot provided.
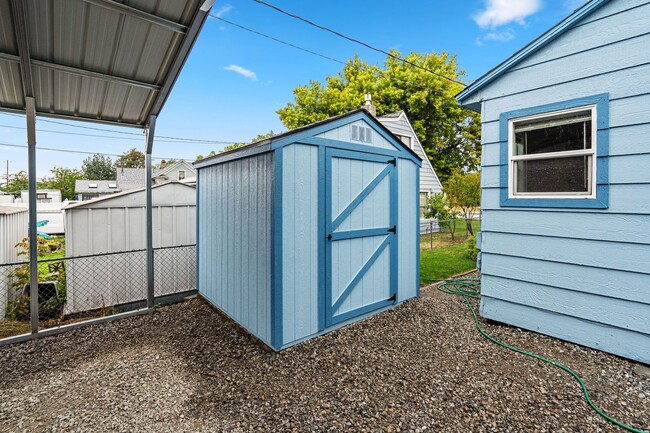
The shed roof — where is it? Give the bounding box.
[0,205,27,215]
[457,0,610,110]
[0,0,214,127]
[194,108,422,168]
[64,180,195,209]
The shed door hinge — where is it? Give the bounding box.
[387,225,396,234]
[388,159,396,166]
[389,293,396,302]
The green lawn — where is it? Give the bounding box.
[419,219,480,286]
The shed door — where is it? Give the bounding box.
[325,148,397,327]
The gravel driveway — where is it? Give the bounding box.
[1,275,648,433]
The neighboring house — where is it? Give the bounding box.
[0,206,28,320]
[378,111,443,219]
[63,182,196,314]
[457,0,650,364]
[75,180,121,201]
[195,108,421,350]
[114,160,196,191]
[15,189,64,235]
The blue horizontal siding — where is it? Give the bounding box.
[482,275,650,334]
[480,254,650,305]
[480,231,650,275]
[480,296,650,365]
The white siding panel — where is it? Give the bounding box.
[282,144,319,345]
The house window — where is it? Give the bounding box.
[419,192,428,218]
[509,106,596,198]
[178,170,186,180]
[498,93,609,209]
[395,134,412,149]
[88,183,98,189]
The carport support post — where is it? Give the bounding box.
[145,115,157,309]
[26,97,38,334]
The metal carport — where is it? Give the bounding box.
[0,0,215,341]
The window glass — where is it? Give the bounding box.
[515,156,591,194]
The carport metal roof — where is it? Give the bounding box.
[0,0,213,127]
[0,0,215,342]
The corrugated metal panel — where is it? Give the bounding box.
[0,0,207,126]
[0,207,28,320]
[197,152,274,346]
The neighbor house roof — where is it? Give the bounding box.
[0,0,215,127]
[115,167,152,190]
[75,180,121,194]
[457,0,610,110]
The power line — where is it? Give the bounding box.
[0,123,237,145]
[253,0,467,86]
[0,112,241,144]
[0,142,194,161]
[213,16,436,92]
[213,15,345,65]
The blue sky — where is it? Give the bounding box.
[1,0,586,179]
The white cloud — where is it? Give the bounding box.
[222,64,258,81]
[474,0,542,28]
[484,28,516,42]
[213,4,232,18]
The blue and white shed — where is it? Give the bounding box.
[457,0,650,364]
[195,109,421,350]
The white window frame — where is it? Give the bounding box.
[178,170,186,180]
[507,105,597,200]
[395,134,413,149]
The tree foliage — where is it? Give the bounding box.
[115,148,145,168]
[444,172,480,235]
[82,154,116,180]
[423,192,459,240]
[277,52,481,182]
[0,170,28,197]
[39,167,85,200]
[197,131,279,158]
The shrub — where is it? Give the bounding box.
[465,234,479,261]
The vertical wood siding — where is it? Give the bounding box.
[476,0,650,364]
[281,144,319,345]
[397,159,418,301]
[197,153,274,345]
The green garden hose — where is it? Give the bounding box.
[437,277,648,433]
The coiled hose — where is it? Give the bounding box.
[437,277,648,433]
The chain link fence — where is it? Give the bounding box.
[420,218,481,250]
[0,245,196,340]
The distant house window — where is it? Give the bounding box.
[395,134,412,149]
[36,193,48,199]
[420,192,428,218]
[178,170,186,180]
[108,183,117,189]
[508,106,596,199]
[499,94,609,209]
[88,183,98,189]
[350,125,373,143]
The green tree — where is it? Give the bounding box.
[277,52,481,183]
[195,150,217,161]
[444,172,480,236]
[82,154,116,180]
[39,167,85,200]
[0,170,28,197]
[115,148,145,168]
[424,192,459,240]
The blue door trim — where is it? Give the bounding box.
[318,146,326,332]
[325,148,397,327]
[331,235,391,312]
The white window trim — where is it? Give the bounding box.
[507,104,598,200]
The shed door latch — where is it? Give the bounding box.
[387,225,396,234]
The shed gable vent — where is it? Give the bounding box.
[350,125,373,143]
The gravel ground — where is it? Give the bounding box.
[1,273,649,433]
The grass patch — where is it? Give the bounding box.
[420,243,476,286]
[0,320,31,339]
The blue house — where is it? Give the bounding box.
[195,109,421,350]
[457,0,650,364]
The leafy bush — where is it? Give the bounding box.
[424,193,459,240]
[465,234,479,261]
[6,296,30,320]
